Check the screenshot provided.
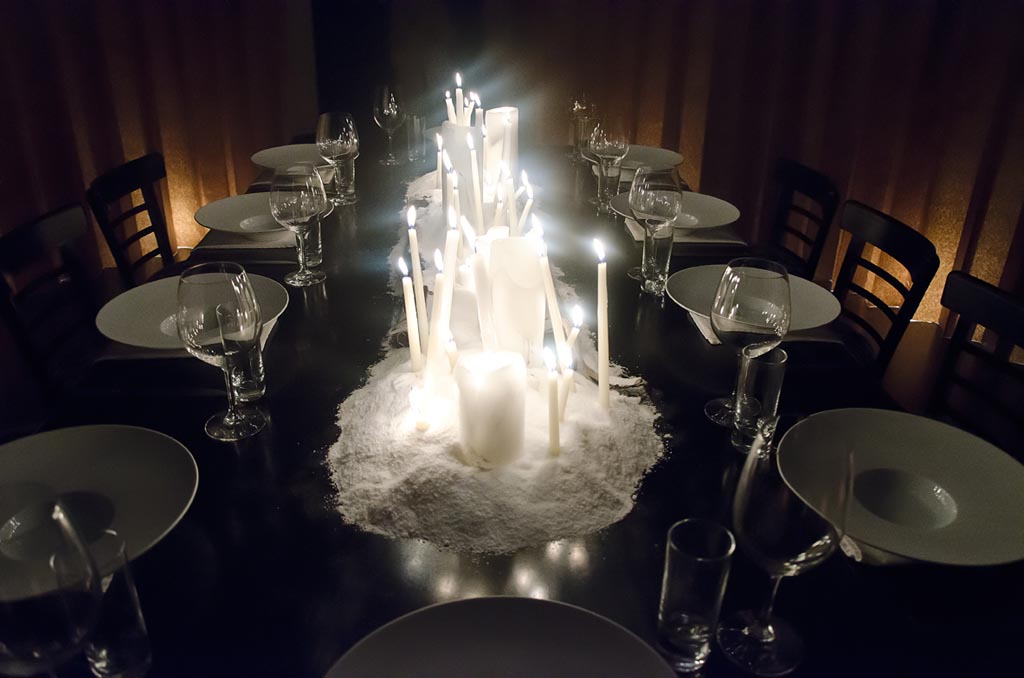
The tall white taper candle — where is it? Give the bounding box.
[407,207,429,349]
[397,258,423,371]
[594,239,609,410]
[538,240,568,364]
[467,133,484,232]
[544,347,560,456]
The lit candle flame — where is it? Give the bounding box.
[436,134,443,150]
[521,170,529,188]
[471,92,479,104]
[593,239,606,262]
[460,216,476,248]
[406,205,416,228]
[455,72,462,87]
[397,257,409,277]
[447,206,458,230]
[434,249,444,272]
[445,90,451,100]
[543,346,557,372]
[465,133,474,151]
[572,305,583,327]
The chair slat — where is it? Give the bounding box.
[847,282,898,323]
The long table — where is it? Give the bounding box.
[56,149,1021,677]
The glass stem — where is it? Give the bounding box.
[386,133,394,160]
[295,229,309,273]
[222,365,240,425]
[752,575,783,644]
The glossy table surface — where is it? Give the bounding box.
[53,150,1021,677]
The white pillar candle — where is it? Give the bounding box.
[566,304,583,351]
[544,347,560,456]
[470,247,496,351]
[454,73,464,125]
[489,237,545,363]
[503,165,519,234]
[407,207,429,350]
[467,133,484,233]
[435,135,443,189]
[454,351,527,468]
[502,113,512,172]
[397,258,423,371]
[483,107,518,183]
[558,345,574,422]
[426,250,450,374]
[517,183,534,235]
[537,241,568,364]
[594,239,609,410]
[445,90,456,124]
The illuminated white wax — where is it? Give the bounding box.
[502,164,519,234]
[443,209,461,299]
[442,149,453,218]
[409,386,429,431]
[517,183,534,235]
[595,239,609,410]
[426,250,451,375]
[489,237,545,363]
[407,207,429,349]
[454,351,527,468]
[537,240,568,364]
[435,135,443,189]
[467,133,484,233]
[558,345,574,422]
[484,107,518,183]
[494,192,505,229]
[465,95,476,128]
[566,305,583,351]
[544,347,560,456]
[515,170,529,200]
[445,334,459,370]
[451,175,462,239]
[445,90,456,124]
[472,93,483,128]
[454,73,464,125]
[397,258,423,371]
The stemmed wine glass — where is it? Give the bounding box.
[0,499,101,676]
[589,122,629,214]
[177,262,267,441]
[315,112,359,205]
[270,163,328,287]
[705,258,791,426]
[373,84,407,166]
[716,418,848,676]
[628,167,683,283]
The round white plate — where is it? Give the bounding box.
[194,194,291,241]
[666,264,840,332]
[610,192,740,230]
[778,409,1024,566]
[251,143,325,169]
[96,275,289,350]
[0,425,197,595]
[326,597,675,678]
[622,145,683,171]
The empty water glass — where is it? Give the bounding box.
[658,518,735,672]
[732,347,788,453]
[590,122,628,214]
[316,112,359,205]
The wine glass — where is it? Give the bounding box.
[0,499,101,676]
[373,84,407,166]
[568,92,595,160]
[270,163,328,287]
[705,258,791,426]
[716,418,845,676]
[315,112,359,205]
[628,167,683,283]
[589,122,629,214]
[177,262,267,441]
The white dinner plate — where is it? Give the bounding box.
[610,192,741,230]
[325,597,675,678]
[0,425,197,596]
[666,264,840,332]
[778,409,1024,566]
[621,145,683,171]
[96,275,289,350]
[194,194,292,242]
[251,143,324,169]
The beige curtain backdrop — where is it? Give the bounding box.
[393,0,1024,323]
[0,0,317,272]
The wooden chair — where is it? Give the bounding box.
[763,159,840,280]
[87,153,175,288]
[832,201,939,372]
[930,271,1024,459]
[0,205,103,391]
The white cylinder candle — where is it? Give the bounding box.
[538,241,568,364]
[407,207,429,350]
[489,237,545,364]
[595,239,609,410]
[454,73,464,125]
[467,133,484,233]
[470,246,496,351]
[455,351,527,468]
[544,347,560,456]
[397,258,423,371]
[484,107,518,183]
[426,250,451,375]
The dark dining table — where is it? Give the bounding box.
[52,148,1022,678]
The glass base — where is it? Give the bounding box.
[284,268,326,287]
[204,409,266,442]
[716,610,803,677]
[704,396,735,427]
[642,278,667,296]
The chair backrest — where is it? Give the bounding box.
[0,205,102,390]
[86,153,174,289]
[930,271,1024,459]
[833,200,940,372]
[768,159,840,279]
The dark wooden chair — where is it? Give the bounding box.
[87,153,175,289]
[929,271,1024,459]
[0,205,104,391]
[832,201,939,372]
[763,159,840,280]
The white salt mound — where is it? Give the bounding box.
[328,352,663,553]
